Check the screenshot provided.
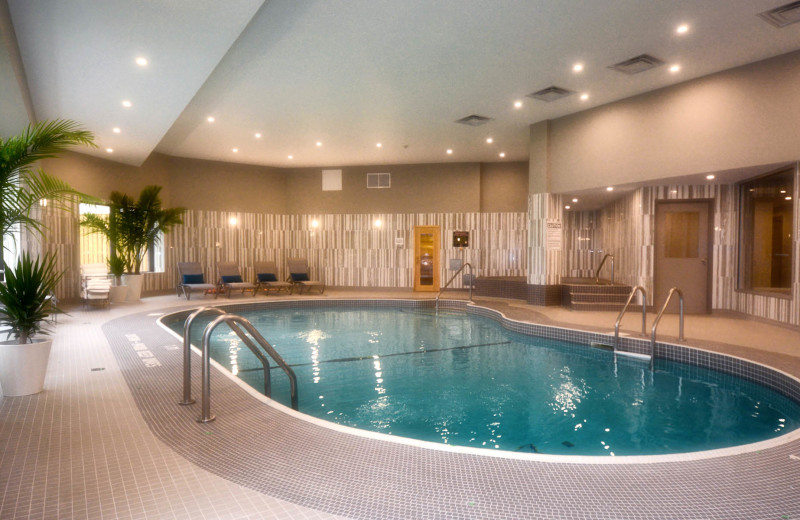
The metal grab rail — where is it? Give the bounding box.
[613,286,647,353]
[435,262,473,312]
[595,253,615,284]
[180,306,227,405]
[199,313,298,422]
[649,287,685,372]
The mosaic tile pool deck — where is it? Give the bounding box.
[95,298,800,519]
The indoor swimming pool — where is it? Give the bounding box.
[169,303,800,457]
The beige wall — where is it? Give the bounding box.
[160,154,287,213]
[44,153,522,215]
[542,50,800,193]
[479,161,528,212]
[285,163,482,214]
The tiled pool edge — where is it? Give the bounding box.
[102,298,800,519]
[159,297,800,464]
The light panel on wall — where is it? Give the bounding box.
[322,169,343,191]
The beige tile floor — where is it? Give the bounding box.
[1,288,798,519]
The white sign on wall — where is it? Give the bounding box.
[546,220,562,250]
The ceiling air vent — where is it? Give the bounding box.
[367,172,391,189]
[455,114,492,126]
[527,86,575,102]
[608,54,664,75]
[759,1,800,27]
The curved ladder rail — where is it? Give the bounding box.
[649,287,685,372]
[180,306,227,405]
[199,313,298,423]
[435,262,473,313]
[595,253,615,284]
[613,286,647,353]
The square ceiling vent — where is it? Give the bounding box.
[527,86,575,102]
[455,114,492,126]
[759,1,800,27]
[608,54,664,75]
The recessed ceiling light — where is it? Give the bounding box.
[706,174,715,180]
[376,142,382,148]
[670,64,681,73]
[255,132,262,138]
[572,198,578,203]
[580,93,589,101]
[316,141,322,147]
[135,57,148,67]
[514,100,523,109]
[207,116,215,123]
[565,205,571,210]
[499,152,505,158]
[786,196,793,200]
[676,24,689,34]
[288,155,293,159]
[606,186,614,192]
[486,137,493,144]
[446,149,453,155]
[573,63,584,73]
[233,148,239,153]
[112,127,121,134]
[105,148,113,153]
[121,100,132,108]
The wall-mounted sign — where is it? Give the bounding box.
[395,237,404,247]
[546,220,562,250]
[453,231,469,248]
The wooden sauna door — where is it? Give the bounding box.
[413,226,440,291]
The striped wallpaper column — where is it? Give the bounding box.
[528,193,563,285]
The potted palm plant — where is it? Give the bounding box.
[82,185,185,301]
[0,119,95,396]
[0,253,62,395]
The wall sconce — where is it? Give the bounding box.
[39,198,48,207]
[229,216,238,226]
[311,219,320,229]
[373,218,382,228]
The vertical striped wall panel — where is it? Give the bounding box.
[40,209,528,298]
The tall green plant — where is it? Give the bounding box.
[0,119,95,242]
[81,185,185,274]
[0,253,63,343]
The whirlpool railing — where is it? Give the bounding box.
[435,262,473,313]
[180,308,298,422]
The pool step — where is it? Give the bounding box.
[562,283,633,311]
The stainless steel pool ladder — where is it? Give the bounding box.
[595,253,615,284]
[613,286,647,354]
[180,307,298,422]
[649,287,685,372]
[435,262,474,313]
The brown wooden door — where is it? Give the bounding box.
[414,226,440,291]
[654,201,712,314]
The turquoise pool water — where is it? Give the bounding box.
[174,306,800,456]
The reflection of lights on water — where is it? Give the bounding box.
[374,359,385,394]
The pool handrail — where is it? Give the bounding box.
[613,286,647,353]
[199,313,298,423]
[181,306,227,405]
[650,287,685,372]
[595,253,615,284]
[435,262,473,312]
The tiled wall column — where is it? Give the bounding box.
[527,192,563,304]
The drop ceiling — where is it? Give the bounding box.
[4,0,800,169]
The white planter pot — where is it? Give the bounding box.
[123,273,144,302]
[0,338,53,396]
[109,285,129,303]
